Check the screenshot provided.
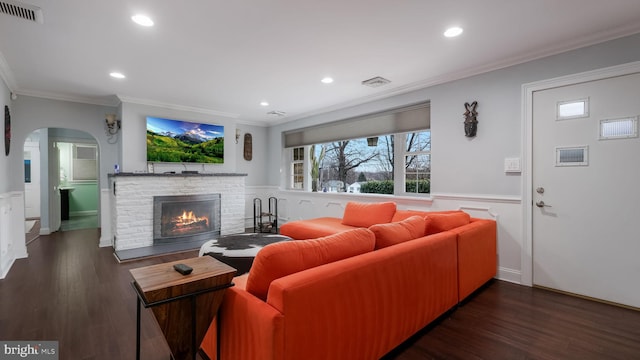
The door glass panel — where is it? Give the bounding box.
[555,146,588,166]
[599,117,638,139]
[557,98,589,119]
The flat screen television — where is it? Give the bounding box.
[146,116,224,163]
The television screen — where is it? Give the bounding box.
[146,116,224,163]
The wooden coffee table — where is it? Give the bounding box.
[130,256,236,360]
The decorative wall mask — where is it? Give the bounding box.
[463,101,478,137]
[244,133,253,161]
[4,105,10,156]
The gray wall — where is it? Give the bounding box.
[235,123,268,186]
[119,101,267,185]
[267,33,640,196]
[10,96,119,191]
[0,79,9,193]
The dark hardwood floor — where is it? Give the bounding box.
[1,229,639,360]
[0,229,200,360]
[385,281,640,360]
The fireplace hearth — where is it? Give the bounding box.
[153,194,221,245]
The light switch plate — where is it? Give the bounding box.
[504,157,521,173]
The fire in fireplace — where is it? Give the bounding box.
[153,194,221,244]
[163,209,209,237]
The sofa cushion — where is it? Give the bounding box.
[341,201,397,227]
[246,228,376,300]
[391,209,430,222]
[279,217,357,240]
[425,211,471,235]
[369,215,429,249]
[391,209,460,222]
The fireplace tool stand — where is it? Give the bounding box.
[253,197,278,233]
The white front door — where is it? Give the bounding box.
[532,71,640,308]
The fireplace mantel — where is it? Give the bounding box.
[109,173,246,254]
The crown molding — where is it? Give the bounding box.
[275,26,640,126]
[117,95,240,119]
[13,89,119,107]
[0,51,17,91]
[235,118,270,127]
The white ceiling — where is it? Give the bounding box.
[2,0,640,125]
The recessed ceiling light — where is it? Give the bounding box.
[131,14,154,27]
[109,72,126,79]
[260,101,269,106]
[444,26,463,38]
[321,77,334,84]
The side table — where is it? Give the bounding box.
[130,256,236,360]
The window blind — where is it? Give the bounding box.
[284,102,430,148]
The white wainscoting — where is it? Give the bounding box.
[0,192,28,279]
[99,188,112,248]
[247,189,524,284]
[430,193,523,284]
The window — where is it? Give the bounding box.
[292,130,430,195]
[291,147,304,189]
[72,144,97,181]
[311,137,393,194]
[404,131,431,194]
[285,102,430,195]
[57,142,97,183]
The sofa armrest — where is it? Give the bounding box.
[200,283,284,360]
[451,219,497,301]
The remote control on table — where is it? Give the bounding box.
[173,263,193,275]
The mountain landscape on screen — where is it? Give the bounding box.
[146,116,224,163]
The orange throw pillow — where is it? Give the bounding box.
[341,201,397,227]
[369,215,428,249]
[391,209,430,222]
[246,228,375,301]
[425,212,471,235]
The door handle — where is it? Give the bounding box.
[536,201,552,208]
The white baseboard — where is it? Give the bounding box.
[69,210,98,217]
[0,257,16,280]
[99,235,112,248]
[497,266,522,284]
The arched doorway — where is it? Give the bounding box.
[23,127,100,241]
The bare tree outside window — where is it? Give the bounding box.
[320,140,379,191]
[299,130,430,195]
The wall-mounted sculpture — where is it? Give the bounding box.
[244,133,253,161]
[4,105,10,156]
[463,101,478,137]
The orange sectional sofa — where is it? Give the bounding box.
[280,201,497,301]
[200,202,496,360]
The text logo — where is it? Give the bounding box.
[1,341,58,359]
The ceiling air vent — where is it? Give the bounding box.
[362,76,391,88]
[267,110,286,117]
[0,0,43,23]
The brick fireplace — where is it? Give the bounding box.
[109,173,245,258]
